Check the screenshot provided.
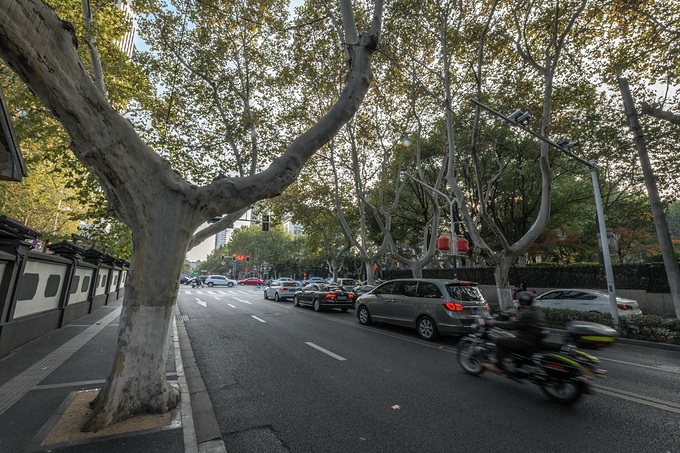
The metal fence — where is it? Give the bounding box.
[384,263,670,293]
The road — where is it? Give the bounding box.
[177,285,680,453]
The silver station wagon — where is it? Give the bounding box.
[355,278,489,341]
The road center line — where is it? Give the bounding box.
[252,316,266,323]
[305,342,346,361]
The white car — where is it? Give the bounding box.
[532,289,642,316]
[204,275,237,287]
[264,280,301,301]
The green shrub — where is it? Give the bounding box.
[538,307,680,345]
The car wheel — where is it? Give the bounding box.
[293,296,300,307]
[228,282,234,287]
[357,306,372,325]
[417,316,439,341]
[275,292,281,301]
[208,282,214,287]
[264,291,269,300]
[313,298,321,312]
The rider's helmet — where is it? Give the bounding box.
[517,291,534,307]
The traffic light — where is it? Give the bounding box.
[221,253,225,261]
[232,254,236,261]
[262,214,270,231]
[246,255,250,262]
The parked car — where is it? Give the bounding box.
[531,289,643,316]
[204,275,237,287]
[355,278,489,341]
[238,277,263,286]
[264,280,301,301]
[293,283,355,312]
[351,284,376,297]
[335,278,360,291]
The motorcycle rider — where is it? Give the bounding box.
[485,291,547,374]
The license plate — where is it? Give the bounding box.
[337,296,347,301]
[470,308,478,315]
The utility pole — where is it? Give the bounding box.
[470,99,621,325]
[619,77,680,319]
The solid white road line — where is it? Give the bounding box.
[228,304,236,308]
[251,316,266,323]
[305,342,346,361]
[233,298,252,305]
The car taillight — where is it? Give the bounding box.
[617,304,634,310]
[349,293,355,299]
[325,294,336,300]
[442,302,464,312]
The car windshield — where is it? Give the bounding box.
[446,285,484,301]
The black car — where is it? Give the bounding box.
[180,274,190,284]
[293,283,355,312]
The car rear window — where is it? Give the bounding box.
[446,285,484,301]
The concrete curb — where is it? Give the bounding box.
[546,327,680,352]
[174,308,227,453]
[614,337,680,352]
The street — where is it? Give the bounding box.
[177,286,680,453]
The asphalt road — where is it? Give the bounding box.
[177,286,680,453]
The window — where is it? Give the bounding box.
[44,274,60,297]
[374,282,395,295]
[17,273,39,301]
[417,282,442,298]
[447,285,484,301]
[81,275,91,293]
[395,281,417,297]
[70,276,80,294]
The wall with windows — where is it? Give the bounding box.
[0,225,128,358]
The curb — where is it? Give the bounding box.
[174,308,227,453]
[614,337,680,352]
[547,327,680,352]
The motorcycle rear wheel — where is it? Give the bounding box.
[540,378,583,405]
[457,339,485,376]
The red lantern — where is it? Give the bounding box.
[455,238,469,254]
[438,235,451,251]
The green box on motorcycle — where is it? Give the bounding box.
[566,321,618,349]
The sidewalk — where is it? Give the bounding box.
[0,299,226,452]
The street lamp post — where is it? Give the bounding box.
[470,99,620,325]
[401,171,459,279]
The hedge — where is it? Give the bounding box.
[487,305,680,345]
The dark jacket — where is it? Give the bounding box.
[495,306,547,344]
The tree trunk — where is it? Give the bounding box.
[83,216,190,431]
[619,77,680,319]
[0,0,383,431]
[494,254,514,311]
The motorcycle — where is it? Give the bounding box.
[456,315,615,405]
[189,277,205,288]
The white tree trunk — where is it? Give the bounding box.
[0,0,383,430]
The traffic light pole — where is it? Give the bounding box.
[470,99,620,325]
